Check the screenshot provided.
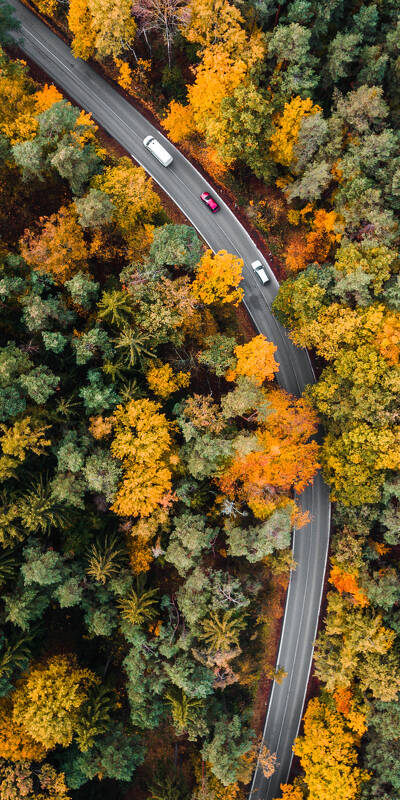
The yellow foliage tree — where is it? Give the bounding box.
[0,54,39,144]
[88,0,136,58]
[183,0,264,62]
[34,0,58,14]
[110,398,176,517]
[192,249,244,306]
[0,418,51,461]
[32,763,71,800]
[186,49,247,146]
[12,655,97,750]
[93,159,162,253]
[321,423,400,505]
[164,0,265,150]
[162,99,196,142]
[68,0,96,60]
[333,688,366,737]
[290,303,400,361]
[146,362,190,398]
[270,96,321,168]
[226,335,279,386]
[163,49,247,148]
[0,417,51,480]
[115,58,133,91]
[68,0,136,60]
[128,539,154,574]
[293,698,369,800]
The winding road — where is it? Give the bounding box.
[8,3,331,796]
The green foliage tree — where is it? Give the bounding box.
[0,344,32,421]
[19,365,59,404]
[123,628,166,729]
[0,634,31,696]
[74,187,114,228]
[150,224,202,270]
[202,715,255,786]
[363,700,400,799]
[79,369,120,414]
[165,688,204,739]
[13,100,102,194]
[0,1,20,45]
[75,684,114,752]
[165,512,215,575]
[60,723,144,788]
[72,327,113,365]
[219,78,275,180]
[227,506,292,562]
[65,271,100,309]
[198,334,237,377]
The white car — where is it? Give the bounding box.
[142,135,173,167]
[251,259,270,285]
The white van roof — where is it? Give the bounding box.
[144,136,173,166]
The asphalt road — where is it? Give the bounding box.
[8,3,331,796]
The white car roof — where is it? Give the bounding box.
[257,268,269,283]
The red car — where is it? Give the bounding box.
[200,191,220,213]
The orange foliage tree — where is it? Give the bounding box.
[329,565,369,608]
[333,688,366,737]
[284,231,309,274]
[0,697,47,761]
[34,83,63,114]
[219,389,319,517]
[277,785,304,800]
[285,209,341,273]
[20,205,88,284]
[110,398,177,517]
[376,310,400,365]
[192,249,244,306]
[226,335,279,386]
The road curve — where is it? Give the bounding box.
[8,3,330,796]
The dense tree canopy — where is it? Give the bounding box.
[4,0,400,792]
[0,39,318,800]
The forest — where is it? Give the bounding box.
[1,0,400,798]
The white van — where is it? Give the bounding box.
[143,135,173,167]
[251,259,270,285]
